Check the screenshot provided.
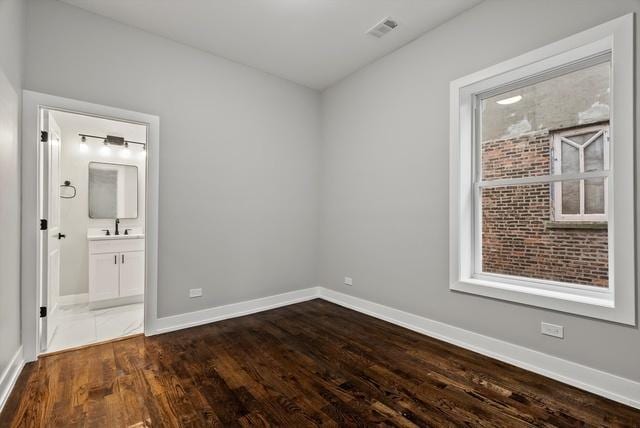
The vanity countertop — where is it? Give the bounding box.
[87,233,145,241]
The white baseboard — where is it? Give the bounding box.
[318,287,640,410]
[0,346,25,413]
[57,293,89,306]
[89,294,143,310]
[151,287,321,335]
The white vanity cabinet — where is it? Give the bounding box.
[88,236,144,307]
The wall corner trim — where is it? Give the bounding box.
[0,346,25,413]
[318,287,640,410]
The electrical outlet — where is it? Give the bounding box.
[344,276,353,286]
[189,288,203,298]
[541,322,564,338]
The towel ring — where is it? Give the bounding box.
[60,180,77,199]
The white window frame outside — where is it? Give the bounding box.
[449,14,635,325]
[552,124,609,222]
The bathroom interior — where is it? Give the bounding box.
[44,109,146,353]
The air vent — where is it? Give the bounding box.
[366,17,398,38]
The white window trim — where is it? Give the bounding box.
[449,14,635,325]
[552,124,609,222]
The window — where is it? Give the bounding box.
[449,15,635,324]
[552,125,609,222]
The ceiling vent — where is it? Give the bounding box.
[366,17,398,38]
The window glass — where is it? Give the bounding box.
[481,61,610,142]
[478,61,610,288]
[482,183,609,287]
[480,62,610,180]
[585,178,605,214]
[561,143,579,174]
[584,136,604,171]
[561,180,580,214]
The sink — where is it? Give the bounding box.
[87,233,144,241]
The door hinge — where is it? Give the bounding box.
[40,219,48,230]
[40,306,47,318]
[41,130,48,142]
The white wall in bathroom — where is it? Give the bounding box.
[54,110,146,298]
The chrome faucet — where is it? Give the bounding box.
[115,218,120,235]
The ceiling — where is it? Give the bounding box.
[58,0,482,90]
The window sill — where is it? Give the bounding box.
[450,276,633,325]
[544,220,607,230]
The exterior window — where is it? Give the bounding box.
[478,62,610,289]
[449,15,635,324]
[552,125,609,222]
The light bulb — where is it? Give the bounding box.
[120,146,131,158]
[100,144,111,156]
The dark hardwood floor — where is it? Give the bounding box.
[2,299,639,427]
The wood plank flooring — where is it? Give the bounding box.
[2,299,639,427]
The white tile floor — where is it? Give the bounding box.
[46,302,144,353]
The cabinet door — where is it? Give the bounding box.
[89,252,120,301]
[119,251,145,297]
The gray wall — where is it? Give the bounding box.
[25,0,320,318]
[0,0,24,383]
[319,0,640,382]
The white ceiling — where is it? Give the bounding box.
[58,0,482,89]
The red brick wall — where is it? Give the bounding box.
[481,131,609,287]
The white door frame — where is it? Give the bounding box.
[21,91,160,362]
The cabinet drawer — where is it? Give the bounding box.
[89,238,145,254]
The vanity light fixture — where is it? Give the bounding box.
[78,134,147,157]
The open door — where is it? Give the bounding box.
[39,109,62,352]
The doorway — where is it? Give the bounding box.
[40,109,148,353]
[21,91,160,361]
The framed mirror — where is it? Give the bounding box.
[88,162,138,219]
